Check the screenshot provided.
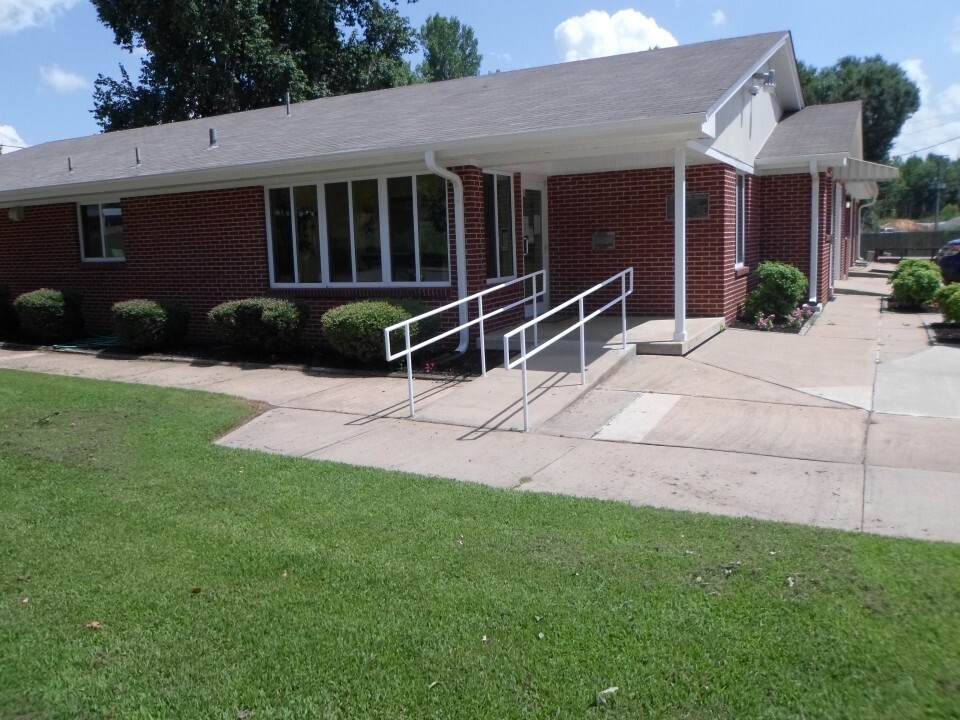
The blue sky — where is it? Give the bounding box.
[1,0,958,159]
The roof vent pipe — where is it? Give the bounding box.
[135,147,142,166]
[208,128,219,148]
[285,92,291,116]
[67,157,73,173]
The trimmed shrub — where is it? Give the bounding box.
[112,299,190,351]
[321,299,439,365]
[743,261,808,320]
[890,263,941,308]
[889,258,940,283]
[208,298,308,352]
[935,284,960,324]
[0,285,19,339]
[14,288,83,343]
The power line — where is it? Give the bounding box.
[893,134,960,158]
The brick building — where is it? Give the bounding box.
[0,31,896,348]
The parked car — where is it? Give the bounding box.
[935,239,960,283]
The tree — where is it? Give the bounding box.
[416,14,481,82]
[797,56,920,162]
[91,0,418,132]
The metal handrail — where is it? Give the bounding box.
[503,267,634,432]
[384,270,546,417]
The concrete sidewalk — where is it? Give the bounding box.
[2,272,959,542]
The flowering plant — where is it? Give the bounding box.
[755,312,775,331]
[783,306,814,329]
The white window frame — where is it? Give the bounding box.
[78,201,125,262]
[735,173,746,268]
[484,171,517,284]
[265,172,451,289]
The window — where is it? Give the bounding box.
[735,174,747,266]
[484,172,516,280]
[267,174,449,286]
[79,202,124,260]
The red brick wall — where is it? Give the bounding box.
[758,171,832,304]
[546,164,747,322]
[1,186,462,344]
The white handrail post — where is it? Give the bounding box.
[532,272,539,347]
[520,332,530,432]
[478,295,487,377]
[621,272,628,349]
[578,296,586,385]
[405,324,415,417]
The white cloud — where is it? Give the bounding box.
[892,58,960,159]
[0,124,27,152]
[40,63,87,93]
[0,0,80,34]
[554,9,678,62]
[712,9,727,26]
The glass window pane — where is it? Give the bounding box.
[497,174,514,277]
[387,176,416,282]
[484,173,497,277]
[416,175,449,282]
[294,185,321,283]
[325,183,352,282]
[101,203,124,258]
[80,204,103,258]
[352,179,382,282]
[268,189,295,283]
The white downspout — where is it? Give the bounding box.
[424,150,469,353]
[673,144,687,342]
[808,161,820,306]
[857,197,877,261]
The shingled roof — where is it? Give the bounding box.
[0,31,790,200]
[756,101,863,161]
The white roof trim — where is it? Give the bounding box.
[837,158,898,181]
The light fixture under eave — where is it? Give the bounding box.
[753,69,776,91]
[8,207,25,222]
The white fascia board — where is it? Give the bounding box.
[704,32,801,127]
[0,114,708,208]
[754,152,849,175]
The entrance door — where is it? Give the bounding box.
[522,185,547,315]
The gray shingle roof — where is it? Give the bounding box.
[757,101,862,160]
[0,31,788,199]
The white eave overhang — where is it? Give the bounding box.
[0,112,711,209]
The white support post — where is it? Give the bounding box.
[808,161,820,305]
[405,324,415,418]
[673,145,687,342]
[478,295,487,377]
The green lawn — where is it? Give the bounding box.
[1,369,959,719]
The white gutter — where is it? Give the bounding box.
[424,150,469,353]
[808,160,819,305]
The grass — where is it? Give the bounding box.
[1,369,959,719]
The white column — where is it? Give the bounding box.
[808,161,819,305]
[673,145,687,342]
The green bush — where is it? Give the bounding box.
[112,299,190,351]
[935,284,960,324]
[888,258,940,283]
[208,298,308,352]
[321,299,439,365]
[890,264,941,308]
[14,288,83,343]
[0,285,19,339]
[743,261,808,320]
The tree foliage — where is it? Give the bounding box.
[416,13,481,82]
[873,154,960,224]
[797,56,920,162]
[91,0,418,131]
